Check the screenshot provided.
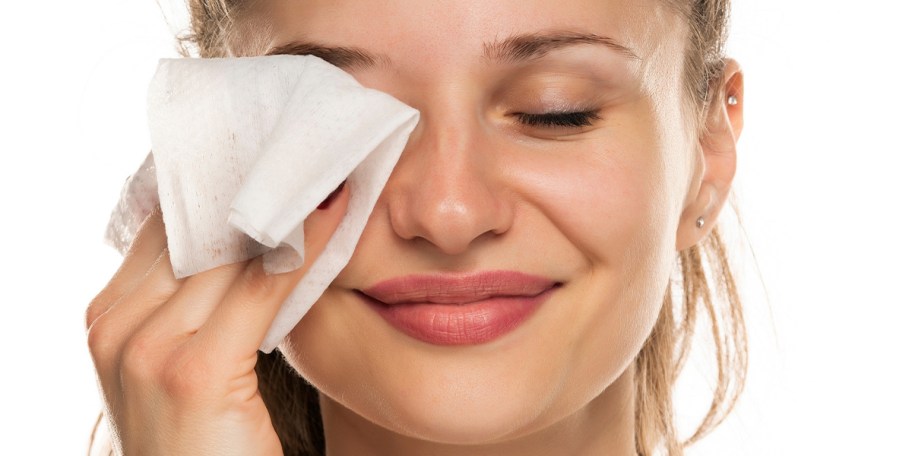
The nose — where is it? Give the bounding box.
[385,110,514,256]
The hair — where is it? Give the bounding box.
[93,1,747,455]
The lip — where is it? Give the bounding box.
[357,271,560,345]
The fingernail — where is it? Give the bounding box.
[317,180,346,210]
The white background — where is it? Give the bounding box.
[2,1,910,454]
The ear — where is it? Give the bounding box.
[675,59,744,251]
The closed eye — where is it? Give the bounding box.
[514,110,601,128]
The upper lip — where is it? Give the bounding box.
[359,270,560,305]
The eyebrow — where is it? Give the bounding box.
[264,41,390,70]
[264,30,639,69]
[483,31,640,63]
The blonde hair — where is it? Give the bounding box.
[96,1,748,454]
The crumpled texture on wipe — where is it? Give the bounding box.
[104,55,420,352]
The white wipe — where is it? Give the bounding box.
[104,55,419,352]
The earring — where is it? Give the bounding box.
[727,95,738,106]
[696,216,705,229]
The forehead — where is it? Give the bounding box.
[262,0,686,67]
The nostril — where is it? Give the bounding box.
[385,176,516,255]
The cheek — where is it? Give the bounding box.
[499,129,678,383]
[500,135,677,266]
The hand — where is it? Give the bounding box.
[86,184,349,455]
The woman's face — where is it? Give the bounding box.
[269,0,702,444]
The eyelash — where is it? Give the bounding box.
[514,110,601,128]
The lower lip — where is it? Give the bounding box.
[359,287,557,346]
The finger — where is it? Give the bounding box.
[88,248,182,385]
[87,207,168,329]
[137,260,248,342]
[194,182,351,355]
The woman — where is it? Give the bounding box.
[86,0,747,454]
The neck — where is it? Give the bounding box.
[320,367,638,456]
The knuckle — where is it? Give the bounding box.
[86,314,119,363]
[119,336,211,400]
[120,333,162,383]
[158,349,211,399]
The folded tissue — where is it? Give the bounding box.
[104,55,420,352]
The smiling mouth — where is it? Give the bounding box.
[356,270,561,345]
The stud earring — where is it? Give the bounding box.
[696,216,705,229]
[727,95,738,106]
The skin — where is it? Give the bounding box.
[86,0,743,454]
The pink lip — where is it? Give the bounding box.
[357,271,560,345]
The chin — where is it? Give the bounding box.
[342,374,557,446]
